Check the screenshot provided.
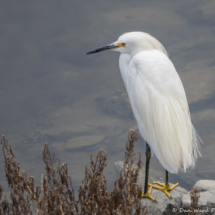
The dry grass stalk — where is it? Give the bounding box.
[0,131,148,215]
[189,188,200,215]
[112,130,147,215]
[0,136,78,214]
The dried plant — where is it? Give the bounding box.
[112,130,146,214]
[0,131,148,215]
[189,188,200,215]
[38,142,78,214]
[0,136,78,215]
[0,135,34,214]
[78,149,109,214]
[78,130,148,215]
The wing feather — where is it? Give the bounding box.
[125,50,201,173]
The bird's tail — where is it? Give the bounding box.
[142,94,202,174]
[191,125,202,166]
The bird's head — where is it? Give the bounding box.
[86,31,167,56]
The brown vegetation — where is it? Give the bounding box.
[0,130,148,215]
[189,188,200,215]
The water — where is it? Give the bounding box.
[0,0,215,197]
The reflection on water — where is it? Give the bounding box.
[1,0,215,193]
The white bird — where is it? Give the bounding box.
[86,32,201,202]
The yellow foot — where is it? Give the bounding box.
[141,184,157,203]
[152,181,179,199]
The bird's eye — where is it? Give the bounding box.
[121,43,126,47]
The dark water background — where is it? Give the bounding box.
[1,0,215,197]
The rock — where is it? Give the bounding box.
[114,162,215,214]
[114,161,124,173]
[193,180,215,192]
[65,134,105,149]
[143,184,187,215]
[114,161,187,214]
[182,180,215,215]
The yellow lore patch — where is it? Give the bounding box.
[114,42,126,47]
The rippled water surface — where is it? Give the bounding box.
[1,0,215,193]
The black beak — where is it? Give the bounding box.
[86,43,119,55]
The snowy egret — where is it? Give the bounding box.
[86,32,201,202]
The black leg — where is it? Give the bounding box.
[141,142,156,202]
[165,170,169,187]
[144,142,151,195]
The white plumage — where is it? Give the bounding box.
[86,31,202,175]
[117,32,201,173]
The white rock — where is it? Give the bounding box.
[193,180,215,192]
[182,180,215,215]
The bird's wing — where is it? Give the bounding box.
[119,53,132,91]
[126,50,201,173]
